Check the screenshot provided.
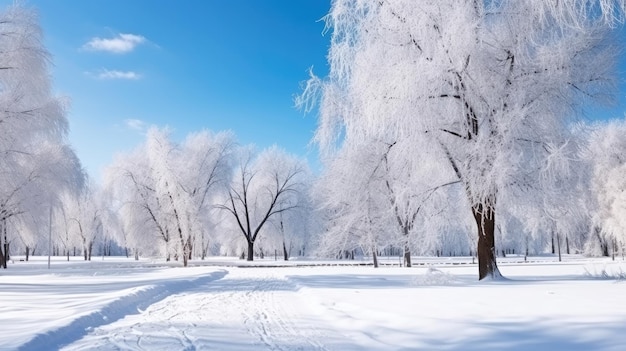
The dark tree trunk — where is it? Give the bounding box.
[612,238,617,261]
[551,233,555,254]
[0,228,5,269]
[247,240,254,261]
[403,239,411,267]
[25,246,30,261]
[372,249,379,268]
[473,203,500,280]
[283,241,289,261]
[3,223,9,266]
[566,236,570,255]
[593,227,609,256]
[556,233,562,262]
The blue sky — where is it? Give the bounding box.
[2,1,626,180]
[13,0,331,180]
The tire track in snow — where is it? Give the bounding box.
[235,272,331,351]
[17,270,227,351]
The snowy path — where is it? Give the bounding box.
[14,269,228,351]
[62,268,347,351]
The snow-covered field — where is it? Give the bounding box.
[2,256,625,350]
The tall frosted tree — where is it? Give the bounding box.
[0,4,84,267]
[301,0,622,279]
[104,127,233,265]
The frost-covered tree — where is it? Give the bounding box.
[300,0,621,279]
[105,127,233,265]
[312,141,392,263]
[586,120,626,258]
[105,142,170,260]
[59,180,102,261]
[173,130,234,259]
[219,146,308,261]
[313,136,463,266]
[0,5,84,268]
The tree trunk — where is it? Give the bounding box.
[247,240,254,261]
[566,235,570,255]
[473,203,501,280]
[403,247,411,267]
[556,233,562,262]
[612,238,616,261]
[25,246,30,261]
[283,241,289,261]
[372,249,379,268]
[3,223,9,266]
[0,226,5,269]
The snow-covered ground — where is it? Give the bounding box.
[1,255,625,350]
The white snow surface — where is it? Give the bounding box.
[2,255,626,350]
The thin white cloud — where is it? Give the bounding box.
[92,69,141,80]
[124,119,146,131]
[82,33,146,54]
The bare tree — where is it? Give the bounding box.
[219,147,306,261]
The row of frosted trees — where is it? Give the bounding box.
[0,3,315,267]
[4,2,626,280]
[13,118,626,270]
[103,128,313,266]
[310,121,626,267]
[4,125,315,266]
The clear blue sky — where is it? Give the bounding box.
[2,1,626,180]
[12,0,331,180]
